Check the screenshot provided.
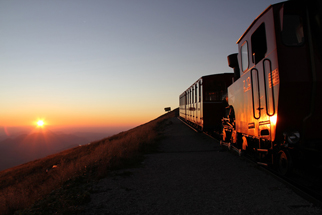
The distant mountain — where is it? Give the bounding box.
[0,126,33,142]
[0,129,90,171]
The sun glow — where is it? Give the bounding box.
[270,115,277,126]
[37,120,45,127]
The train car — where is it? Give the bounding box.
[179,73,234,133]
[222,0,322,175]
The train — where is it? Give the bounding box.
[179,0,322,175]
[179,73,234,133]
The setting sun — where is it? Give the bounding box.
[37,120,45,127]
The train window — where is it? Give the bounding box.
[195,84,198,103]
[204,80,225,102]
[188,90,189,104]
[241,41,249,72]
[251,23,267,64]
[281,15,304,46]
[199,81,201,102]
[188,91,190,104]
[192,88,194,103]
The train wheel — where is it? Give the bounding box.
[231,130,237,144]
[278,149,293,176]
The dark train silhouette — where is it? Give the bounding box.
[179,73,234,133]
[179,0,322,175]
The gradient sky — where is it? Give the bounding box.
[1,0,282,128]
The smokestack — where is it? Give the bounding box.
[227,53,240,80]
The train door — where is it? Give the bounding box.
[187,89,189,121]
[190,88,193,122]
[191,87,194,122]
[189,89,191,122]
[251,23,267,139]
[195,83,199,126]
[250,16,277,142]
[200,79,203,127]
[182,92,187,120]
[185,92,187,120]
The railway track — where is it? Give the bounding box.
[227,146,322,209]
[223,143,322,209]
[178,117,322,209]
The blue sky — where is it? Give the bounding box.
[0,0,282,127]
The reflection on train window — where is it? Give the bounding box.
[251,23,267,64]
[241,41,249,72]
[206,92,220,101]
[204,81,226,102]
[281,15,304,46]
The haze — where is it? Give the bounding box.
[0,0,282,170]
[0,0,282,128]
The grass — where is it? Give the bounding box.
[0,109,178,215]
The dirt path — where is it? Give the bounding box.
[81,117,322,215]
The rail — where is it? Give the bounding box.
[178,117,322,209]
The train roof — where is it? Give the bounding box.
[179,73,234,96]
[236,2,284,44]
[200,73,234,79]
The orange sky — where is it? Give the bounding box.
[1,109,160,128]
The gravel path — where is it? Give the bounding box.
[81,117,322,215]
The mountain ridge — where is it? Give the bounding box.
[0,109,178,215]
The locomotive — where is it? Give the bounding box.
[180,0,322,175]
[222,0,322,175]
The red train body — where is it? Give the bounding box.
[179,73,234,133]
[222,1,322,174]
